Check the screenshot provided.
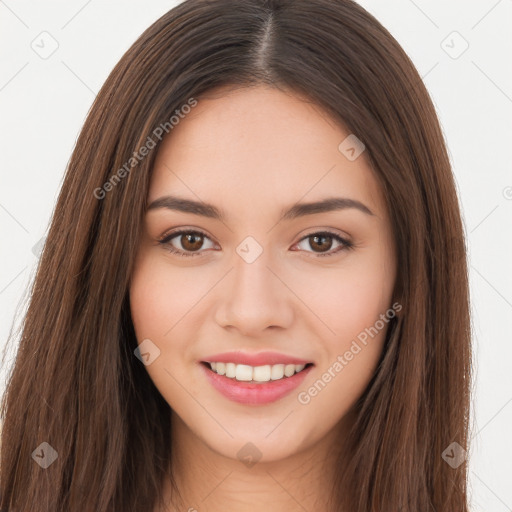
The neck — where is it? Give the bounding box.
[158,411,355,512]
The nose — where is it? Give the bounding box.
[214,245,294,336]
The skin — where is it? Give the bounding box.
[129,84,397,512]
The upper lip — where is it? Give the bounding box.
[201,351,313,366]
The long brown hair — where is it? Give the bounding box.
[0,0,472,510]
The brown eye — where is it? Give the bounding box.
[308,234,334,253]
[180,232,204,252]
[295,231,352,257]
[158,229,215,257]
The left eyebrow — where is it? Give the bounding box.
[146,195,374,221]
[147,196,225,220]
[280,197,374,220]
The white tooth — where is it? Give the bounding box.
[270,364,285,380]
[284,364,296,377]
[212,362,307,381]
[235,364,253,381]
[225,362,236,378]
[253,365,271,382]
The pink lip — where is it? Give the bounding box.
[200,362,314,405]
[201,351,312,366]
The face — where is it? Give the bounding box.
[129,85,397,463]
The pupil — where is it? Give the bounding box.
[312,235,332,252]
[183,233,203,251]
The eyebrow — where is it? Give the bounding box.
[146,195,374,221]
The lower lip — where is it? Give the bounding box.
[200,363,313,405]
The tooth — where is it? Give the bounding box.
[225,362,236,378]
[209,361,309,380]
[270,364,285,380]
[235,364,253,381]
[284,364,295,377]
[253,365,271,382]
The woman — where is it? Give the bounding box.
[0,0,472,510]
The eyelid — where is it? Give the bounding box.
[158,227,212,245]
[291,230,353,257]
[157,227,216,257]
[157,227,353,258]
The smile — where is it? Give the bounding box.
[203,361,312,383]
[200,360,314,405]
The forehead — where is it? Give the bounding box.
[148,85,386,219]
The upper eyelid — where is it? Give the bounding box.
[159,227,212,244]
[158,228,351,250]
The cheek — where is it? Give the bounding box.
[130,267,171,340]
[130,256,201,341]
[295,262,395,425]
[305,253,395,346]
[129,256,202,400]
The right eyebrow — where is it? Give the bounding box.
[146,195,374,222]
[147,196,225,221]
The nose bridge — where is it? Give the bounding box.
[233,244,274,298]
[214,237,293,333]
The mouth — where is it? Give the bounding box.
[199,359,315,405]
[201,361,314,383]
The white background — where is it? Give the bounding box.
[1,1,511,510]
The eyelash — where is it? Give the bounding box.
[157,229,353,258]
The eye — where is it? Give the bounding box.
[293,231,353,257]
[158,229,216,257]
[157,229,353,258]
